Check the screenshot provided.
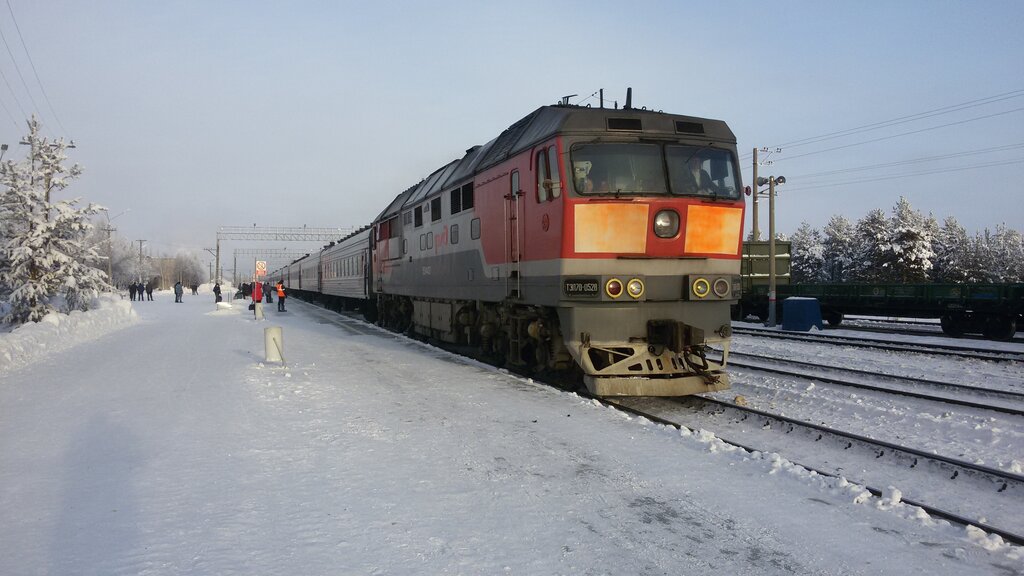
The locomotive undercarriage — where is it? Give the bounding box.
[375,293,731,396]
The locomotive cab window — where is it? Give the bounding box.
[666,145,740,199]
[571,143,666,195]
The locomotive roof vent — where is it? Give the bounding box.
[607,118,643,131]
[675,121,705,134]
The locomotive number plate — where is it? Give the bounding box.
[563,278,600,298]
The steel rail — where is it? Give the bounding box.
[733,327,1024,362]
[724,350,1024,403]
[601,396,1024,547]
[723,357,1024,417]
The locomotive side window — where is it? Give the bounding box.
[414,206,423,227]
[536,150,550,203]
[571,143,666,195]
[451,224,459,245]
[547,146,561,199]
[461,182,474,210]
[511,170,520,194]
[665,145,739,199]
[431,197,442,222]
[450,188,462,214]
[471,218,481,239]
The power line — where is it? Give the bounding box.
[740,88,1024,160]
[788,143,1024,179]
[777,89,1024,150]
[777,107,1024,162]
[782,158,1024,193]
[0,16,40,121]
[4,0,66,135]
[0,63,26,121]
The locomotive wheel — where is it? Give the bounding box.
[982,315,1017,342]
[940,315,964,337]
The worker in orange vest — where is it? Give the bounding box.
[276,281,286,312]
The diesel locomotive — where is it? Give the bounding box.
[270,101,746,396]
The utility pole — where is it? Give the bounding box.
[137,239,146,282]
[100,223,116,281]
[751,148,759,241]
[765,175,786,328]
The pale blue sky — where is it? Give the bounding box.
[1,1,1022,265]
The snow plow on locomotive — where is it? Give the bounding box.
[274,101,746,396]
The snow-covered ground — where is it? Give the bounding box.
[1,287,1022,575]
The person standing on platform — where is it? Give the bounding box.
[213,282,222,303]
[173,281,184,303]
[276,281,286,312]
[252,280,263,318]
[128,283,137,301]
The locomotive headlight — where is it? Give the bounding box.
[606,278,624,298]
[713,277,731,298]
[653,210,679,238]
[627,278,645,299]
[692,277,711,298]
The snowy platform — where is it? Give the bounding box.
[1,288,1020,574]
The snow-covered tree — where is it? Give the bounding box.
[932,217,971,283]
[789,221,825,283]
[877,197,934,283]
[987,224,1024,283]
[850,209,889,282]
[821,214,855,283]
[0,117,109,324]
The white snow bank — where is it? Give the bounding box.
[0,294,137,374]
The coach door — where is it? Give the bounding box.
[504,170,523,298]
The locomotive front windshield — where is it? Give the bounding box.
[572,143,740,200]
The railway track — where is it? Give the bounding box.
[733,326,1024,362]
[604,395,1024,547]
[837,318,1024,345]
[718,351,1024,416]
[296,298,1024,546]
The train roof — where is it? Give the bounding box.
[376,105,736,221]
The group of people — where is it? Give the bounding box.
[250,280,286,313]
[127,281,153,301]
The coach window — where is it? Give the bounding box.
[451,188,462,214]
[471,217,481,239]
[431,197,442,222]
[451,224,459,244]
[414,206,423,227]
[461,182,474,210]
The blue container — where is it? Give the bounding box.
[782,297,824,331]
